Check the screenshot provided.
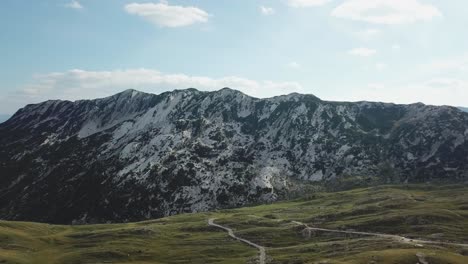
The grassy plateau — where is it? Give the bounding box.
[1,184,467,264]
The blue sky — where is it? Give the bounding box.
[1,0,468,114]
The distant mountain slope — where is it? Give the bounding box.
[1,88,468,224]
[459,107,468,113]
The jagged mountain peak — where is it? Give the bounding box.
[269,92,322,103]
[217,87,246,95]
[116,88,146,98]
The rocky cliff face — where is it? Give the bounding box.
[1,88,467,224]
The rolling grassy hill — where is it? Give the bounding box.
[1,184,467,264]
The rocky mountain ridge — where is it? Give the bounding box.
[1,88,467,224]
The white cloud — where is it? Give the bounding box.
[328,78,468,106]
[1,69,304,112]
[348,48,377,57]
[65,0,83,9]
[260,6,275,15]
[332,0,442,25]
[124,1,209,28]
[392,44,401,51]
[422,54,468,72]
[355,28,380,40]
[367,83,386,90]
[375,63,387,70]
[4,69,467,113]
[287,0,332,8]
[287,62,301,69]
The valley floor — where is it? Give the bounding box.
[1,184,468,264]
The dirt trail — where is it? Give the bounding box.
[208,218,266,264]
[207,217,467,264]
[292,221,468,248]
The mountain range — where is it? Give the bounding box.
[1,88,467,224]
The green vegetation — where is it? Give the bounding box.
[1,184,468,263]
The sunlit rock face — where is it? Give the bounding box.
[1,88,467,224]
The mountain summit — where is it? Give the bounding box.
[1,88,467,224]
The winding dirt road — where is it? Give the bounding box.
[208,218,266,264]
[207,217,467,264]
[292,221,468,248]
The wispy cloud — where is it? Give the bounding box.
[125,1,210,28]
[355,28,381,40]
[392,44,401,51]
[260,6,275,15]
[287,62,301,69]
[348,48,377,57]
[330,78,468,106]
[287,0,332,8]
[65,0,83,10]
[332,0,442,25]
[422,54,468,72]
[10,69,304,109]
[375,63,387,71]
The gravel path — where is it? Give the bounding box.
[208,218,266,264]
[292,221,468,248]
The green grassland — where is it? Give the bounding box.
[1,184,468,264]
